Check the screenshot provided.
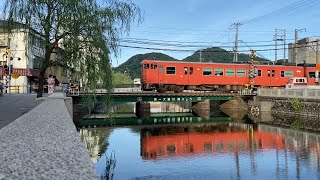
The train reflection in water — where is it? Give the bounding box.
[140,124,284,160]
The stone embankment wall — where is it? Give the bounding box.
[0,93,97,179]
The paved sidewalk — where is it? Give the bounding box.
[0,94,38,129]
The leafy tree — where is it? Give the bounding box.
[3,0,142,97]
[112,71,133,85]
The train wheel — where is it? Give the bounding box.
[174,86,184,93]
[157,85,166,93]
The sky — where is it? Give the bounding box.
[112,0,320,67]
[1,0,320,67]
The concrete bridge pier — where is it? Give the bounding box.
[192,100,210,117]
[136,102,151,118]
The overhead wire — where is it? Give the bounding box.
[241,0,320,24]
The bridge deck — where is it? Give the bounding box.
[73,92,241,103]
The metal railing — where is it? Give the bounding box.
[258,88,320,99]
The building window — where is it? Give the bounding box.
[203,68,212,75]
[166,67,176,74]
[214,68,223,76]
[309,72,316,78]
[226,68,235,76]
[237,69,246,77]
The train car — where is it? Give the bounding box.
[141,59,312,93]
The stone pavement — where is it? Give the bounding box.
[0,93,97,179]
[0,94,38,129]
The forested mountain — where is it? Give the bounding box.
[114,52,178,78]
[114,47,270,79]
[183,47,269,62]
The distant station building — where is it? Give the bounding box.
[288,37,320,64]
[134,78,141,87]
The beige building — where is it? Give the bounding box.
[288,37,320,64]
[0,22,71,93]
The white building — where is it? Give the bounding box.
[0,21,71,93]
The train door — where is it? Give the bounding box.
[182,66,190,85]
[267,69,276,86]
[158,65,164,85]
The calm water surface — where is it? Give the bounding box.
[80,121,320,180]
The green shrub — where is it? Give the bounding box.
[291,98,303,111]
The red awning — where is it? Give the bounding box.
[0,68,40,77]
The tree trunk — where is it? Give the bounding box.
[37,70,46,98]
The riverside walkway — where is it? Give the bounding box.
[0,93,97,179]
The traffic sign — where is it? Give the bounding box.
[11,72,19,79]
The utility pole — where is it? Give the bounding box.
[199,49,203,62]
[274,29,278,63]
[283,29,286,63]
[316,39,319,84]
[294,29,298,64]
[275,29,286,63]
[233,22,242,62]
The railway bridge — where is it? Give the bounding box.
[70,91,254,119]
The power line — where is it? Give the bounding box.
[119,39,320,53]
[241,0,320,24]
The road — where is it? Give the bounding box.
[0,94,38,129]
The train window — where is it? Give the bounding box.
[272,70,275,77]
[284,70,293,77]
[144,64,149,69]
[236,69,246,77]
[190,67,193,75]
[166,67,176,74]
[184,67,188,75]
[151,64,154,69]
[203,68,212,76]
[257,70,262,77]
[226,68,234,76]
[281,71,284,77]
[309,72,316,78]
[154,64,157,69]
[159,65,163,73]
[267,70,271,77]
[214,68,223,76]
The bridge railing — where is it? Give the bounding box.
[258,88,320,99]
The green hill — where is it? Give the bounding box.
[183,47,269,62]
[114,47,270,79]
[114,52,178,78]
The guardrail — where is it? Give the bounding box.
[258,88,320,99]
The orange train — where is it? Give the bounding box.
[141,59,320,93]
[141,131,285,160]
